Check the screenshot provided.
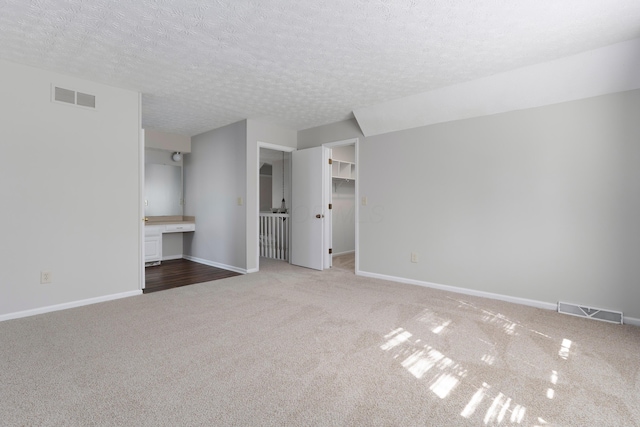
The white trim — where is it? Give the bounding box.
[258,141,296,152]
[139,97,145,291]
[0,291,142,322]
[246,268,259,274]
[323,138,358,148]
[323,146,331,269]
[357,270,557,311]
[623,316,640,327]
[183,255,247,275]
[333,250,355,257]
[162,254,184,261]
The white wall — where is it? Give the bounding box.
[332,145,356,163]
[145,147,183,167]
[0,60,141,318]
[145,129,191,152]
[270,155,291,211]
[298,118,363,149]
[246,119,297,272]
[332,179,355,255]
[358,90,640,319]
[354,37,640,137]
[184,120,247,270]
[260,175,272,212]
[161,234,184,260]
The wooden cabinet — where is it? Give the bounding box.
[144,222,196,266]
[164,223,195,233]
[144,225,163,264]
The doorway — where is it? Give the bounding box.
[257,144,293,268]
[254,140,358,273]
[324,138,359,273]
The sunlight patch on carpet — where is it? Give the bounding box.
[558,339,572,360]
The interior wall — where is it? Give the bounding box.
[260,175,272,212]
[332,145,356,163]
[0,59,140,317]
[298,118,364,149]
[270,154,291,211]
[161,234,184,260]
[184,120,247,270]
[354,37,640,137]
[332,180,356,255]
[358,89,640,319]
[145,147,183,166]
[246,119,297,272]
[145,129,191,152]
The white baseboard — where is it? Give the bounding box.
[0,290,142,322]
[333,250,355,257]
[162,254,184,261]
[183,255,247,275]
[246,268,259,274]
[623,316,640,327]
[356,270,557,311]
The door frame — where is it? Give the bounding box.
[322,138,360,273]
[255,141,296,271]
[138,96,145,290]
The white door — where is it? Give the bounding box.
[291,146,329,270]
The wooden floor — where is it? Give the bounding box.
[144,259,241,293]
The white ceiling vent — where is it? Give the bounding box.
[54,87,75,104]
[76,92,96,108]
[558,302,623,324]
[53,85,96,109]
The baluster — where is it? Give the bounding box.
[278,216,282,259]
[267,217,273,258]
[274,215,278,259]
[279,216,283,259]
[269,216,274,259]
[275,216,278,259]
[260,216,263,257]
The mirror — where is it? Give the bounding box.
[145,163,182,216]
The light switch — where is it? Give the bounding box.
[237,197,243,206]
[361,196,368,206]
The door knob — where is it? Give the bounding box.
[316,214,324,218]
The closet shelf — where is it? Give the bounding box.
[331,160,356,180]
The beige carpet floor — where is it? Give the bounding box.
[332,252,355,272]
[1,258,639,426]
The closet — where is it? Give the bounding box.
[331,145,356,259]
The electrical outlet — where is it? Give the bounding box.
[411,252,418,263]
[41,271,52,284]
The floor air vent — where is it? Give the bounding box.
[558,302,623,324]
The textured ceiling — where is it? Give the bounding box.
[1,0,640,136]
